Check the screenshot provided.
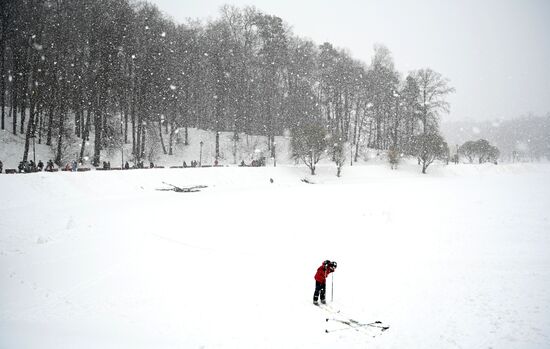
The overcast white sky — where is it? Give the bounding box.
[147,0,550,121]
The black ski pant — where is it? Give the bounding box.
[313,281,326,302]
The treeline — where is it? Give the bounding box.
[442,114,550,162]
[0,0,454,168]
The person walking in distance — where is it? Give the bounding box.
[313,260,337,305]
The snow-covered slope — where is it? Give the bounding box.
[0,112,293,170]
[1,163,549,348]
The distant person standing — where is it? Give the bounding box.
[0,160,3,173]
[37,160,44,171]
[313,260,337,305]
[45,160,54,171]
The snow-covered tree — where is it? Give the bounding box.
[291,121,327,175]
[413,132,448,174]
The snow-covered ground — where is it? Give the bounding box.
[1,162,549,348]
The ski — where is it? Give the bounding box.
[326,317,390,332]
[316,303,389,336]
[318,304,386,328]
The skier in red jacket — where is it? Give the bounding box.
[313,260,337,305]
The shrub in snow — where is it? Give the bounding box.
[290,121,328,175]
[330,133,347,177]
[459,139,500,164]
[388,147,399,170]
[413,132,448,174]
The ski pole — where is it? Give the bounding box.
[331,273,334,302]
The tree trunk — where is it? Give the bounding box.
[131,96,136,155]
[136,121,141,160]
[367,118,373,148]
[168,122,174,156]
[75,104,81,137]
[184,126,188,145]
[93,105,102,166]
[79,109,91,162]
[141,125,146,160]
[352,103,359,146]
[215,130,220,162]
[19,84,28,134]
[23,96,36,162]
[158,119,167,155]
[22,44,38,162]
[20,100,26,134]
[38,107,43,144]
[46,104,54,146]
[270,134,276,160]
[124,103,128,143]
[0,9,5,131]
[355,124,362,163]
[55,107,65,166]
[375,111,381,149]
[12,69,17,135]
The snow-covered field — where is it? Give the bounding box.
[1,163,549,348]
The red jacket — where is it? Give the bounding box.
[314,263,334,283]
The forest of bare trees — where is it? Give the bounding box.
[0,0,454,170]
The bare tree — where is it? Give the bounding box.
[291,121,327,175]
[415,68,455,134]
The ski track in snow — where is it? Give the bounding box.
[1,164,550,348]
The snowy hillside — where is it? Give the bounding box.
[1,162,550,348]
[0,120,292,170]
